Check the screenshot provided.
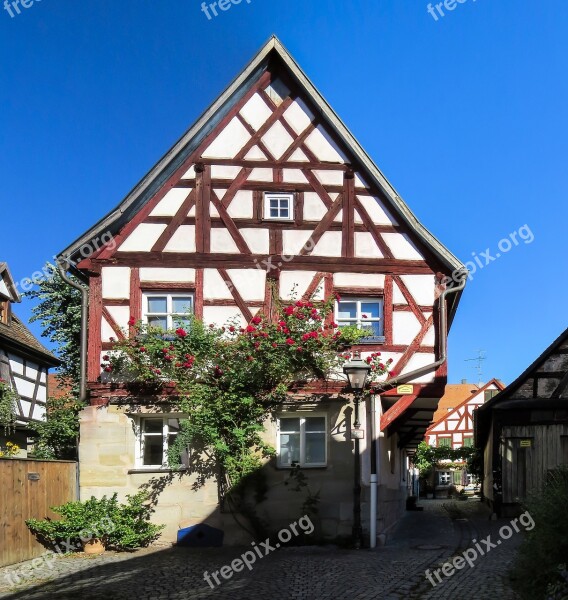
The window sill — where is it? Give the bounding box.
[128,467,187,474]
[357,336,386,344]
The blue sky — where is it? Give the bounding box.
[1,0,567,385]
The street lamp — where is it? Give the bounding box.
[343,352,371,549]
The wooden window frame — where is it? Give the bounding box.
[263,192,294,222]
[141,292,194,330]
[135,414,184,469]
[335,296,385,344]
[276,413,327,469]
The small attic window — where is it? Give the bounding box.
[264,193,294,221]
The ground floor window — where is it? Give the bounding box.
[277,415,327,468]
[136,415,184,468]
[438,471,451,485]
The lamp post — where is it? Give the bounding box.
[343,352,371,549]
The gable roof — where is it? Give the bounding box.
[0,262,21,303]
[430,383,480,423]
[426,378,505,434]
[57,37,465,297]
[478,328,568,413]
[0,314,59,366]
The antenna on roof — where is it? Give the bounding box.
[465,350,486,386]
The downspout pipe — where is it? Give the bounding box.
[368,270,467,549]
[57,262,89,404]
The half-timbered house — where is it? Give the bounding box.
[57,37,466,544]
[476,328,568,516]
[0,263,59,455]
[425,379,504,492]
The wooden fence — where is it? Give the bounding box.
[0,458,77,567]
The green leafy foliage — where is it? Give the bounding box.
[25,263,82,393]
[0,378,18,433]
[26,492,164,551]
[413,440,479,478]
[511,467,568,600]
[29,396,84,460]
[105,292,392,491]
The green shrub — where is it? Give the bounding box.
[26,492,164,551]
[511,467,568,599]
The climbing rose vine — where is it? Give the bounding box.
[103,293,394,488]
[0,378,18,433]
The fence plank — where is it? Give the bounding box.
[0,459,77,568]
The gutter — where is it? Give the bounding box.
[57,263,89,404]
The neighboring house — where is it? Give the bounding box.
[476,328,568,517]
[57,37,465,544]
[424,379,504,492]
[0,263,59,455]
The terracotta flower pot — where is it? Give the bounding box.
[82,539,105,555]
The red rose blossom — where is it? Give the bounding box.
[175,328,188,338]
[251,316,262,325]
[128,317,136,326]
[286,338,295,345]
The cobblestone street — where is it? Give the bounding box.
[0,500,522,600]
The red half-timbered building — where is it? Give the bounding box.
[58,37,466,543]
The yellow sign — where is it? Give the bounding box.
[397,385,414,395]
[520,440,532,448]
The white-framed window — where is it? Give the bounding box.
[264,192,294,221]
[438,471,451,485]
[136,415,184,468]
[142,293,194,330]
[277,414,327,468]
[335,297,384,341]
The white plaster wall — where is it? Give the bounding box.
[106,306,131,330]
[202,306,247,328]
[139,268,196,282]
[282,169,308,184]
[240,93,272,130]
[356,195,398,226]
[244,146,268,161]
[303,192,328,221]
[282,230,314,256]
[261,121,293,160]
[280,271,322,300]
[392,282,407,304]
[149,189,190,217]
[202,117,250,159]
[248,168,273,182]
[211,229,240,254]
[282,98,313,135]
[392,312,422,346]
[211,165,242,180]
[101,317,116,343]
[311,232,342,257]
[400,275,435,306]
[119,224,167,252]
[334,273,385,288]
[203,269,233,300]
[288,148,309,162]
[304,126,346,163]
[164,225,196,253]
[354,232,384,258]
[313,170,344,186]
[382,233,424,260]
[240,229,269,254]
[14,376,35,398]
[181,165,195,180]
[227,190,253,219]
[8,354,24,375]
[36,384,46,402]
[401,354,437,383]
[102,267,131,299]
[25,361,39,380]
[225,269,266,301]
